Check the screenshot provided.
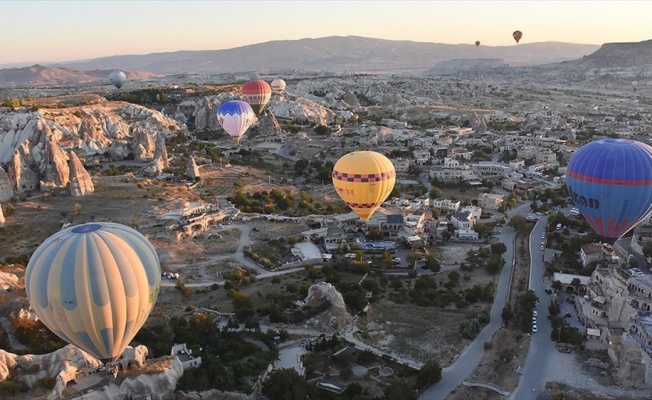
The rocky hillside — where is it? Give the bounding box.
[53,36,599,74]
[0,102,184,194]
[563,40,652,69]
[0,65,159,87]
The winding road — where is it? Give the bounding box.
[419,202,531,399]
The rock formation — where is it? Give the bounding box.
[132,126,156,160]
[0,103,181,192]
[302,282,353,333]
[255,112,284,137]
[173,106,188,125]
[0,166,13,202]
[41,138,70,190]
[193,97,219,131]
[0,271,18,291]
[186,155,200,180]
[68,151,94,196]
[8,148,39,193]
[612,332,648,388]
[0,204,4,228]
[141,135,169,176]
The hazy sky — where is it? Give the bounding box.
[3,1,652,64]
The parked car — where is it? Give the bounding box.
[558,347,571,353]
[532,324,538,333]
[532,310,538,317]
[252,227,260,232]
[545,288,553,294]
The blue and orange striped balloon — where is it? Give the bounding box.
[25,222,161,363]
[566,139,652,243]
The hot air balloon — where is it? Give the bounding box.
[217,100,255,142]
[475,41,481,47]
[25,222,161,364]
[513,30,523,44]
[566,139,652,243]
[632,80,639,92]
[271,79,287,94]
[109,70,127,89]
[332,151,396,221]
[242,80,272,115]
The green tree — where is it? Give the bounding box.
[552,280,563,292]
[383,378,416,400]
[501,304,513,326]
[262,369,315,400]
[415,360,442,389]
[508,215,528,233]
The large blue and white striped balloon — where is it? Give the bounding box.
[217,100,255,142]
[25,222,161,363]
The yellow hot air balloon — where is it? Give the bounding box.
[25,222,161,364]
[332,151,396,220]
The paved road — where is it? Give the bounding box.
[510,217,557,399]
[419,202,530,399]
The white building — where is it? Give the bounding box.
[171,343,202,369]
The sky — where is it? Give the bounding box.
[3,0,652,65]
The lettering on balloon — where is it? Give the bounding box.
[337,188,354,196]
[568,186,600,209]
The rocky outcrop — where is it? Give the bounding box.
[0,166,13,202]
[341,91,362,110]
[173,106,188,125]
[255,112,284,137]
[8,148,39,193]
[302,282,353,333]
[70,357,184,400]
[0,271,19,291]
[68,151,94,196]
[41,138,69,190]
[141,135,169,176]
[0,344,160,399]
[0,103,182,191]
[132,126,156,161]
[0,204,4,228]
[612,332,648,388]
[193,97,220,131]
[186,156,200,180]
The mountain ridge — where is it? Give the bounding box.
[44,35,601,74]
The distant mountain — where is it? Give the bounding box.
[51,36,600,75]
[0,65,158,87]
[560,39,652,69]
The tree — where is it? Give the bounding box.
[552,280,563,292]
[501,304,513,326]
[314,125,330,135]
[383,378,416,400]
[415,360,442,389]
[491,242,507,255]
[429,187,442,199]
[508,215,528,233]
[571,277,581,293]
[262,369,315,400]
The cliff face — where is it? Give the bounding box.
[569,40,652,69]
[0,166,13,202]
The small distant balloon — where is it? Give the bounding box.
[632,81,639,86]
[475,41,481,47]
[109,70,127,89]
[217,100,255,143]
[513,30,523,44]
[271,79,286,94]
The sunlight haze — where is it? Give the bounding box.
[3,0,652,64]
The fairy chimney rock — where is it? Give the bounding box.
[68,151,94,196]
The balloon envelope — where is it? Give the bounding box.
[271,79,286,94]
[632,80,639,87]
[25,222,161,363]
[332,151,396,221]
[217,100,255,142]
[513,30,523,43]
[475,41,480,47]
[566,139,652,242]
[109,70,127,89]
[242,80,272,114]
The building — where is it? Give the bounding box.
[478,193,505,211]
[431,198,461,213]
[581,243,607,267]
[392,158,410,174]
[553,272,590,293]
[380,214,404,238]
[171,343,202,369]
